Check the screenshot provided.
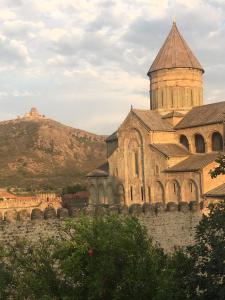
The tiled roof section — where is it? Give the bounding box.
[205,184,225,198]
[175,101,225,129]
[165,152,219,172]
[162,111,184,119]
[106,131,118,142]
[87,162,109,178]
[132,109,174,132]
[148,22,204,74]
[150,143,189,157]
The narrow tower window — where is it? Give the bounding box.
[191,89,194,106]
[173,182,176,193]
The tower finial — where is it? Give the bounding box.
[173,16,176,24]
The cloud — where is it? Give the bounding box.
[0,34,31,65]
[0,0,223,134]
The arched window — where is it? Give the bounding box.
[130,186,133,201]
[212,132,223,151]
[134,152,139,176]
[195,134,205,153]
[180,135,189,150]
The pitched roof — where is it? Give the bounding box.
[148,22,204,74]
[106,131,118,142]
[175,101,225,129]
[87,162,109,178]
[150,143,189,158]
[132,109,174,132]
[165,152,219,172]
[162,111,184,119]
[205,183,225,198]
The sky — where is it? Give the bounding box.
[0,0,225,134]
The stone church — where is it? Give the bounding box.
[87,22,225,207]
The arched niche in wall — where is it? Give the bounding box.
[98,185,105,204]
[212,132,223,151]
[153,181,164,203]
[118,184,125,205]
[195,134,205,153]
[182,179,198,202]
[180,134,189,150]
[89,185,98,205]
[166,180,181,203]
[106,184,114,205]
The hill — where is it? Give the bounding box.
[0,111,106,190]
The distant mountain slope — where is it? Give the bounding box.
[0,116,106,189]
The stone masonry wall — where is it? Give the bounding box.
[0,201,204,253]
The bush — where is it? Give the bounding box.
[0,215,177,300]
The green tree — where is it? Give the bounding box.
[0,239,66,300]
[185,200,225,300]
[0,215,182,300]
[210,154,225,178]
[56,215,167,300]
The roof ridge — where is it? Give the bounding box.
[175,23,195,69]
[199,101,225,107]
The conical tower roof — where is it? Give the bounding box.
[148,22,204,74]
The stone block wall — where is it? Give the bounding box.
[0,202,204,253]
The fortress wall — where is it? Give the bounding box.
[141,211,201,252]
[0,202,204,252]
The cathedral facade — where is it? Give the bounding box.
[87,22,225,207]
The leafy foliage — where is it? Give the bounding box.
[210,154,225,178]
[0,205,225,300]
[0,215,179,300]
[55,215,168,300]
[185,200,225,300]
